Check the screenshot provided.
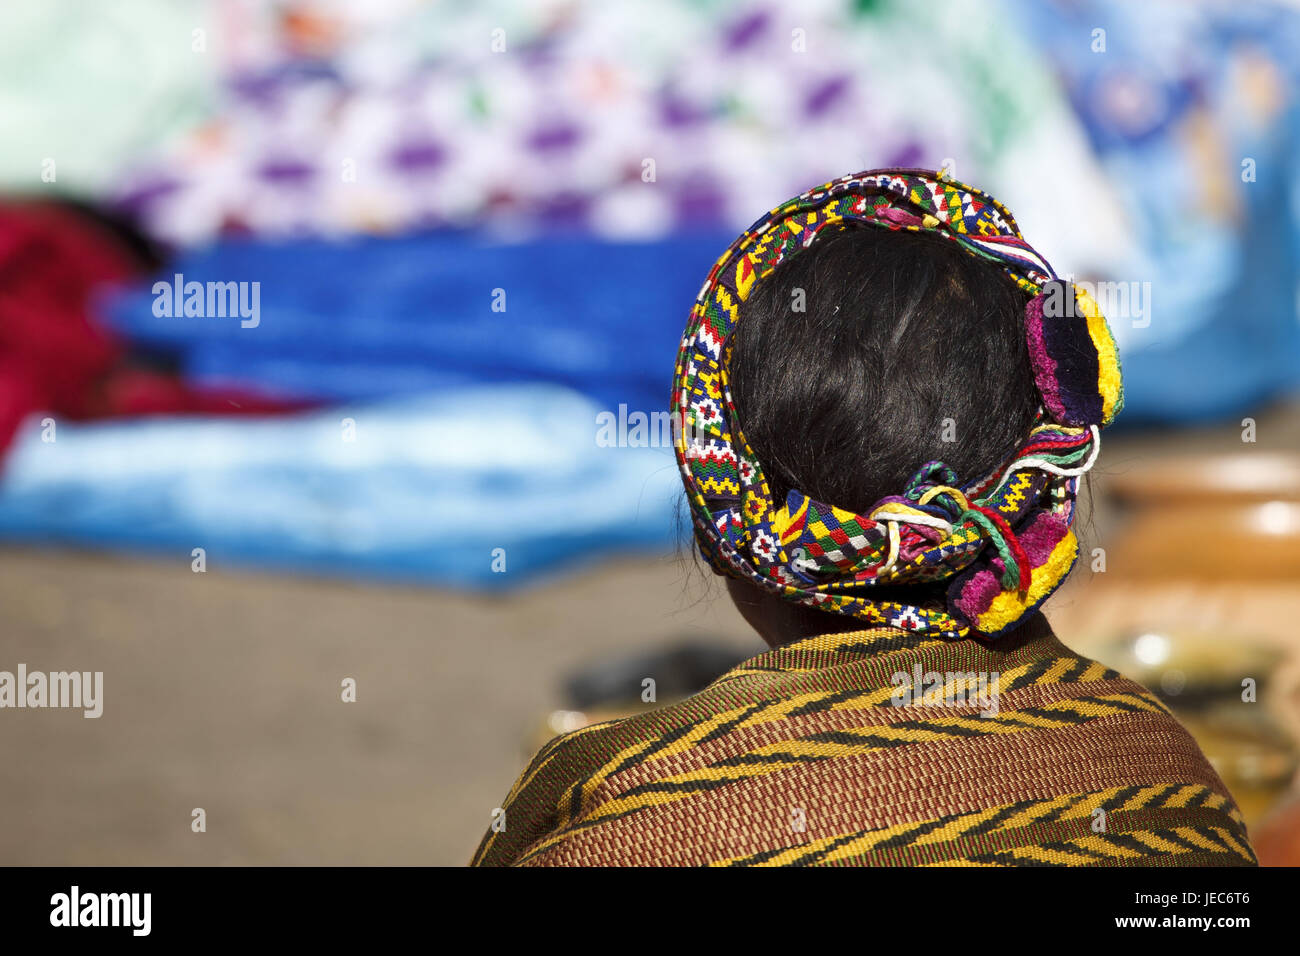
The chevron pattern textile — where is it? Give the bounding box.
[470,625,1254,867]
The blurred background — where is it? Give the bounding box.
[2,0,1300,866]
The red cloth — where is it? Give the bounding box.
[0,202,305,457]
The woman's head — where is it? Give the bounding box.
[723,225,1040,637]
[728,224,1040,516]
[673,169,1122,641]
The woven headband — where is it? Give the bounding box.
[672,168,1123,639]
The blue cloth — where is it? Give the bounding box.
[1007,0,1300,426]
[103,232,732,416]
[0,385,683,587]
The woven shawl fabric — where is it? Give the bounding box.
[672,168,1124,640]
[471,627,1254,867]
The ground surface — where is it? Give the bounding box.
[2,401,1297,865]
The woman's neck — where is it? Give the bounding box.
[725,576,1053,649]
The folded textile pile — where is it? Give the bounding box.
[0,385,680,586]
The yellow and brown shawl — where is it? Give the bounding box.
[471,624,1255,866]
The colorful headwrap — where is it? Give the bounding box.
[672,168,1124,639]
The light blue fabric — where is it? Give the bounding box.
[0,385,683,587]
[1007,0,1300,424]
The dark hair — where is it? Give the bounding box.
[727,224,1040,609]
[730,224,1040,510]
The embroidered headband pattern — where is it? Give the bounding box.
[672,168,1124,639]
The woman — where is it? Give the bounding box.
[471,169,1255,867]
